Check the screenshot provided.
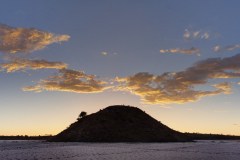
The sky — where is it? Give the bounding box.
[1,0,240,136]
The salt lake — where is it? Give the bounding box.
[0,140,240,160]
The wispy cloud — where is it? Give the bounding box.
[0,58,67,73]
[0,24,70,54]
[212,45,221,52]
[212,82,232,94]
[160,47,200,56]
[23,68,109,93]
[100,51,118,56]
[213,44,240,52]
[116,54,240,104]
[101,51,108,56]
[183,29,210,40]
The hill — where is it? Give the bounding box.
[50,105,191,142]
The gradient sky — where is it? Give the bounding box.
[1,0,240,136]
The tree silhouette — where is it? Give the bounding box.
[77,111,87,120]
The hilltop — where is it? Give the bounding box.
[50,105,191,142]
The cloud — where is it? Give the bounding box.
[100,51,118,56]
[213,44,240,52]
[101,51,108,56]
[116,54,240,104]
[212,45,221,52]
[23,68,109,93]
[0,58,67,73]
[183,29,210,40]
[0,24,70,54]
[160,47,200,55]
[212,82,232,94]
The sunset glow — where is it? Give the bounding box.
[1,0,240,136]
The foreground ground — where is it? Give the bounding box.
[0,140,240,160]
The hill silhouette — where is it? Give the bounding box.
[50,105,191,142]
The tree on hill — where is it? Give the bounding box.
[77,111,87,120]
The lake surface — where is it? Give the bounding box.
[0,140,240,160]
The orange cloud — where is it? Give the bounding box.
[0,24,70,53]
[116,54,240,104]
[1,58,67,72]
[23,68,109,93]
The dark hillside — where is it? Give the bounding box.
[50,105,190,142]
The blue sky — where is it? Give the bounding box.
[1,0,240,136]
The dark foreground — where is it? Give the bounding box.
[1,140,240,160]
